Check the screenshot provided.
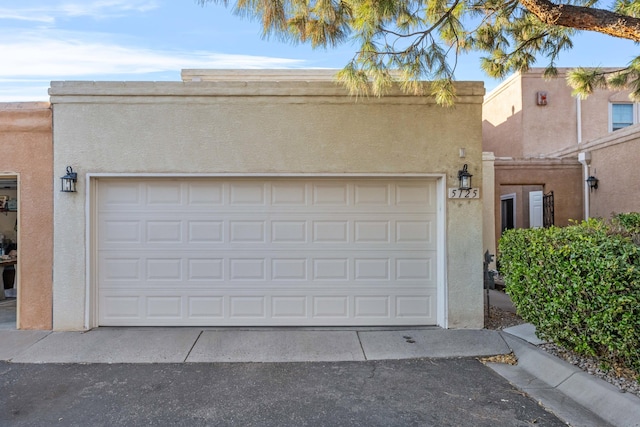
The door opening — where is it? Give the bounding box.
[0,176,18,330]
[500,193,516,233]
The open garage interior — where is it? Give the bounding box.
[0,176,18,329]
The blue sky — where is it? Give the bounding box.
[0,0,637,102]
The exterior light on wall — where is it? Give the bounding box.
[586,175,599,191]
[458,164,473,190]
[60,166,78,193]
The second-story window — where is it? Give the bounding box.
[611,103,635,131]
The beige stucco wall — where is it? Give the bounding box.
[583,124,640,218]
[484,68,635,159]
[50,75,485,330]
[0,102,53,330]
[482,74,524,158]
[519,72,580,155]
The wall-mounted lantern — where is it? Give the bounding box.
[586,175,599,191]
[458,164,473,190]
[60,166,77,193]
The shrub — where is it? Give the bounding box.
[498,218,640,374]
[613,212,640,233]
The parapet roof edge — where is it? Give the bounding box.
[181,69,341,82]
[48,80,485,99]
[0,101,50,110]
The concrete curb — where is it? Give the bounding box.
[491,332,640,427]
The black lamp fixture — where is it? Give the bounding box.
[60,166,78,193]
[586,175,599,191]
[458,164,473,190]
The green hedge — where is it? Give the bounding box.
[498,215,640,373]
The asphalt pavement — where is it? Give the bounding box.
[1,358,566,427]
[1,295,639,426]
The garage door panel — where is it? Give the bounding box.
[396,220,434,243]
[189,296,224,319]
[187,182,224,205]
[188,258,224,281]
[100,182,143,208]
[98,215,437,249]
[229,182,267,205]
[271,221,307,243]
[271,296,308,318]
[354,258,390,280]
[97,178,439,326]
[396,257,434,281]
[397,296,434,318]
[229,296,266,318]
[312,220,349,243]
[147,296,182,319]
[146,182,182,205]
[98,180,437,213]
[102,220,142,243]
[147,258,182,281]
[354,296,390,318]
[100,257,142,282]
[313,296,349,318]
[229,220,266,243]
[146,220,182,243]
[99,289,436,326]
[354,183,391,205]
[99,250,436,287]
[354,221,390,243]
[229,258,266,280]
[396,183,435,207]
[188,220,224,243]
[271,182,308,206]
[312,182,349,206]
[271,258,307,280]
[101,294,141,320]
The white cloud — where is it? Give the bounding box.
[0,30,304,78]
[0,1,318,101]
[0,27,307,101]
[0,0,159,23]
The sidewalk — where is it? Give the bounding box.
[0,327,509,363]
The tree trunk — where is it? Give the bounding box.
[519,0,640,41]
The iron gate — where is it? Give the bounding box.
[543,191,554,228]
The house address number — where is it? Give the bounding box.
[448,188,480,199]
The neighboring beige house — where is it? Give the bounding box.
[49,70,486,331]
[483,68,640,257]
[0,102,53,330]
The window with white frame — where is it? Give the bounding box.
[610,103,637,131]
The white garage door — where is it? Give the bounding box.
[96,178,439,326]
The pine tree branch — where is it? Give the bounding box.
[518,0,640,41]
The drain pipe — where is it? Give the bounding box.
[576,97,582,144]
[578,152,591,219]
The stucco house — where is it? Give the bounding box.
[482,68,640,257]
[48,70,486,331]
[0,102,53,330]
[550,122,640,219]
